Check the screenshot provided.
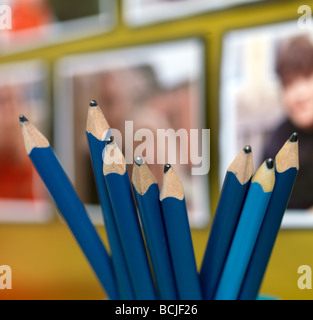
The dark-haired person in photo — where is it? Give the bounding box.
[263,35,313,209]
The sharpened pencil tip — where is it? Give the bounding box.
[105,136,114,144]
[19,114,28,123]
[266,158,274,169]
[243,145,252,154]
[164,164,171,173]
[89,100,98,107]
[134,156,144,166]
[289,132,298,143]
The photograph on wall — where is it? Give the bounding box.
[54,38,210,228]
[0,60,52,223]
[0,0,116,53]
[122,0,263,27]
[220,19,313,228]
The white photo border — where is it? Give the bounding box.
[53,37,210,228]
[122,0,264,27]
[0,0,117,54]
[219,19,313,229]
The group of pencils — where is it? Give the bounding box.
[19,99,298,300]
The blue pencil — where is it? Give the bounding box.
[86,100,134,300]
[200,145,254,299]
[103,138,156,300]
[214,158,275,300]
[239,133,299,300]
[160,164,202,300]
[132,157,178,300]
[19,115,119,300]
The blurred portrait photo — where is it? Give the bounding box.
[220,20,313,226]
[54,39,210,228]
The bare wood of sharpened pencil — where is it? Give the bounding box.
[102,140,126,176]
[132,160,157,195]
[86,103,110,140]
[227,146,254,185]
[275,136,299,173]
[251,158,275,192]
[20,119,50,154]
[159,166,184,201]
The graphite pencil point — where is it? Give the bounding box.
[289,132,298,143]
[266,158,274,169]
[164,164,171,173]
[135,156,144,166]
[19,114,28,123]
[105,136,114,144]
[89,100,98,107]
[243,145,252,154]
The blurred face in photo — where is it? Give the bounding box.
[276,35,313,132]
[282,73,313,131]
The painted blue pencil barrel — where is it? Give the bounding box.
[161,197,202,300]
[29,146,119,300]
[105,171,156,300]
[200,172,251,300]
[87,133,134,300]
[133,184,178,300]
[214,182,272,300]
[239,167,298,300]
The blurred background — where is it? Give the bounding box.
[0,0,312,300]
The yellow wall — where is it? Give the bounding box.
[0,0,312,300]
